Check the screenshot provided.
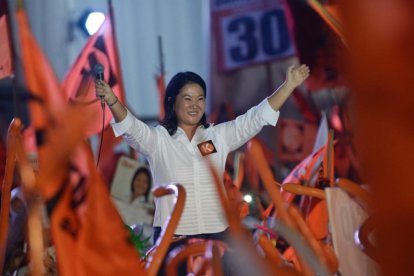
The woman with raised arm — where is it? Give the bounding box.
[95,64,309,274]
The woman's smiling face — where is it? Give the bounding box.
[174,83,206,129]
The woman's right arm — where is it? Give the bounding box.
[95,80,158,155]
[95,80,127,122]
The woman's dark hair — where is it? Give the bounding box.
[160,71,210,135]
[130,167,152,202]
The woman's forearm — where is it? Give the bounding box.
[107,96,127,122]
[267,81,296,112]
[267,64,310,112]
[95,79,128,122]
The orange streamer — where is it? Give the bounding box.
[0,118,22,273]
[146,184,186,276]
[335,178,374,210]
[246,139,294,227]
[282,183,326,200]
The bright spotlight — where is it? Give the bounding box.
[85,12,105,35]
[243,194,253,203]
[77,10,105,37]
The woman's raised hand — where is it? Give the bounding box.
[285,64,310,88]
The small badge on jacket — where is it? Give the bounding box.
[197,140,217,156]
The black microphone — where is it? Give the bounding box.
[93,63,105,109]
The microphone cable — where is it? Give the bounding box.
[93,63,106,169]
[96,99,105,168]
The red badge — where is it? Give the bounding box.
[197,140,217,156]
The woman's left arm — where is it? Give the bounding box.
[214,64,309,152]
[267,64,310,111]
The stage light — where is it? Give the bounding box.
[243,194,253,203]
[85,12,105,35]
[330,105,343,132]
[77,10,105,36]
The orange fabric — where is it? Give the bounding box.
[43,143,144,276]
[344,1,414,274]
[244,149,260,191]
[16,10,65,130]
[35,107,144,275]
[299,123,332,216]
[305,200,328,240]
[0,14,12,80]
[0,119,21,273]
[303,147,326,182]
[282,247,301,272]
[16,8,70,197]
[62,15,125,136]
[96,126,122,186]
[281,145,326,204]
[223,171,249,218]
[17,9,144,275]
[244,138,274,191]
[246,139,294,227]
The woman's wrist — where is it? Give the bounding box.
[107,97,118,107]
[282,80,296,91]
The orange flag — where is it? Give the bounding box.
[281,144,327,204]
[16,7,66,157]
[42,141,144,276]
[62,15,125,136]
[17,8,144,275]
[16,9,65,132]
[0,1,12,80]
[96,126,123,185]
[342,1,414,273]
[281,113,329,203]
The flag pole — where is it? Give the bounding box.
[107,0,126,104]
[326,129,334,186]
[158,35,165,77]
[157,35,166,120]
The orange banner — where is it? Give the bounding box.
[16,9,65,131]
[45,143,144,275]
[16,8,144,275]
[62,15,125,136]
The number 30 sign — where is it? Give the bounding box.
[212,0,295,71]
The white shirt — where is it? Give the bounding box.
[112,196,154,226]
[111,99,279,235]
